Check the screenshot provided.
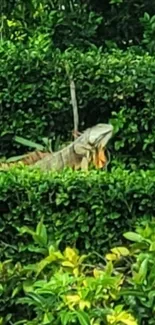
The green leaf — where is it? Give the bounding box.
[14,136,44,151]
[123,232,144,242]
[75,311,90,325]
[114,75,121,82]
[144,12,150,21]
[36,218,47,246]
[0,284,3,294]
[18,226,36,237]
[36,254,59,276]
[149,242,155,251]
[12,285,22,298]
[119,290,146,297]
[23,280,34,293]
[134,258,148,284]
[43,312,54,324]
[33,234,47,247]
[60,311,75,325]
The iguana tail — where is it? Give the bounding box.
[0,151,52,170]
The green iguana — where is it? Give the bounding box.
[32,123,113,171]
[0,123,113,172]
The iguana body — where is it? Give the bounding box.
[0,124,113,172]
[33,123,113,171]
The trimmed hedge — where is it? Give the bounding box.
[1,41,155,168]
[0,166,154,263]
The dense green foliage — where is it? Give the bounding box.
[1,43,155,168]
[1,218,155,324]
[0,167,154,263]
[1,0,154,49]
[1,1,155,324]
[88,0,155,49]
[1,0,155,169]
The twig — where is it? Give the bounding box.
[69,79,79,139]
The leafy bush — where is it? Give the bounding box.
[1,217,155,324]
[88,0,155,48]
[1,2,103,51]
[0,166,154,264]
[140,13,155,54]
[1,42,155,168]
[2,0,154,50]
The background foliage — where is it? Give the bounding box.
[1,0,155,49]
[1,0,155,169]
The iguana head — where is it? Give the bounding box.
[88,123,113,148]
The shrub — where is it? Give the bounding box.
[1,218,155,324]
[89,0,155,48]
[1,2,103,50]
[2,0,155,50]
[0,166,154,264]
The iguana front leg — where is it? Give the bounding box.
[81,156,89,170]
[74,143,92,155]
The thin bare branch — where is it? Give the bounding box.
[70,79,79,139]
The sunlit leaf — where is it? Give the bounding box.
[106,253,118,261]
[79,300,91,310]
[62,261,75,268]
[36,218,47,246]
[123,232,144,243]
[107,309,138,325]
[64,247,79,265]
[111,247,130,256]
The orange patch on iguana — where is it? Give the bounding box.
[93,149,107,169]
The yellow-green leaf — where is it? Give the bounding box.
[73,267,79,277]
[64,247,79,264]
[104,261,113,275]
[66,295,80,302]
[0,317,3,325]
[107,310,138,325]
[36,254,58,275]
[79,300,91,310]
[111,247,130,257]
[93,268,104,278]
[106,253,118,261]
[62,261,75,268]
